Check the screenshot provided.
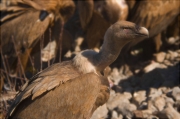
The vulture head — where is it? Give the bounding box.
[73,21,149,73]
[105,21,149,42]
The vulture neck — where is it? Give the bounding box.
[94,35,129,71]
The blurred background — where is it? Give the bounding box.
[0,0,180,118]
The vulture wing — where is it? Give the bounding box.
[128,0,179,38]
[0,0,55,53]
[8,65,109,118]
[8,61,80,116]
[0,0,75,54]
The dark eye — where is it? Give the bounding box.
[123,28,132,34]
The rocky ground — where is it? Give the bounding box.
[0,37,180,119]
[91,48,180,119]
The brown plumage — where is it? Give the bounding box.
[126,0,179,51]
[77,0,128,49]
[1,0,75,52]
[0,0,75,69]
[128,0,179,38]
[7,21,149,119]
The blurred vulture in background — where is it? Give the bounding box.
[77,0,128,49]
[126,0,179,52]
[0,0,75,71]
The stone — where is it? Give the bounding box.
[116,103,136,119]
[159,87,170,94]
[159,103,180,119]
[154,52,166,63]
[149,88,162,100]
[152,96,166,111]
[107,93,130,110]
[110,68,120,85]
[168,50,178,60]
[138,101,148,110]
[164,60,173,66]
[164,96,175,105]
[143,62,160,73]
[41,41,56,62]
[132,90,146,107]
[172,87,180,101]
[111,110,118,119]
[91,104,108,119]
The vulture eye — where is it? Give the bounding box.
[122,27,132,34]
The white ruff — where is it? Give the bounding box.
[73,50,98,74]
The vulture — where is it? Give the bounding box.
[6,21,149,119]
[126,0,179,51]
[0,0,75,69]
[77,0,128,49]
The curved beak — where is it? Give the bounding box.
[137,27,149,38]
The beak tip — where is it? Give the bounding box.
[141,27,149,37]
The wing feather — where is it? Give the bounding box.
[129,0,179,37]
[8,61,80,116]
[9,72,109,119]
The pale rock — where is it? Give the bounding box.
[132,90,146,107]
[41,40,56,62]
[111,110,118,119]
[164,60,173,66]
[164,96,175,105]
[110,68,120,85]
[138,101,148,110]
[159,103,180,119]
[117,103,136,119]
[91,104,108,119]
[143,62,160,73]
[152,96,166,111]
[159,87,170,94]
[154,52,166,63]
[172,86,180,101]
[149,88,162,99]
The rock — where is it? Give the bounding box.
[41,40,56,62]
[111,110,118,119]
[107,93,130,110]
[123,92,132,100]
[172,86,180,101]
[165,53,171,60]
[110,68,120,85]
[138,101,148,110]
[159,103,180,119]
[147,100,158,113]
[149,88,162,99]
[152,96,166,111]
[167,50,178,60]
[159,87,171,94]
[116,103,136,119]
[91,104,108,119]
[143,61,160,73]
[147,115,159,119]
[167,37,177,45]
[164,60,173,66]
[107,92,136,119]
[164,96,175,105]
[133,109,153,119]
[132,90,146,107]
[154,52,166,63]
[74,37,84,52]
